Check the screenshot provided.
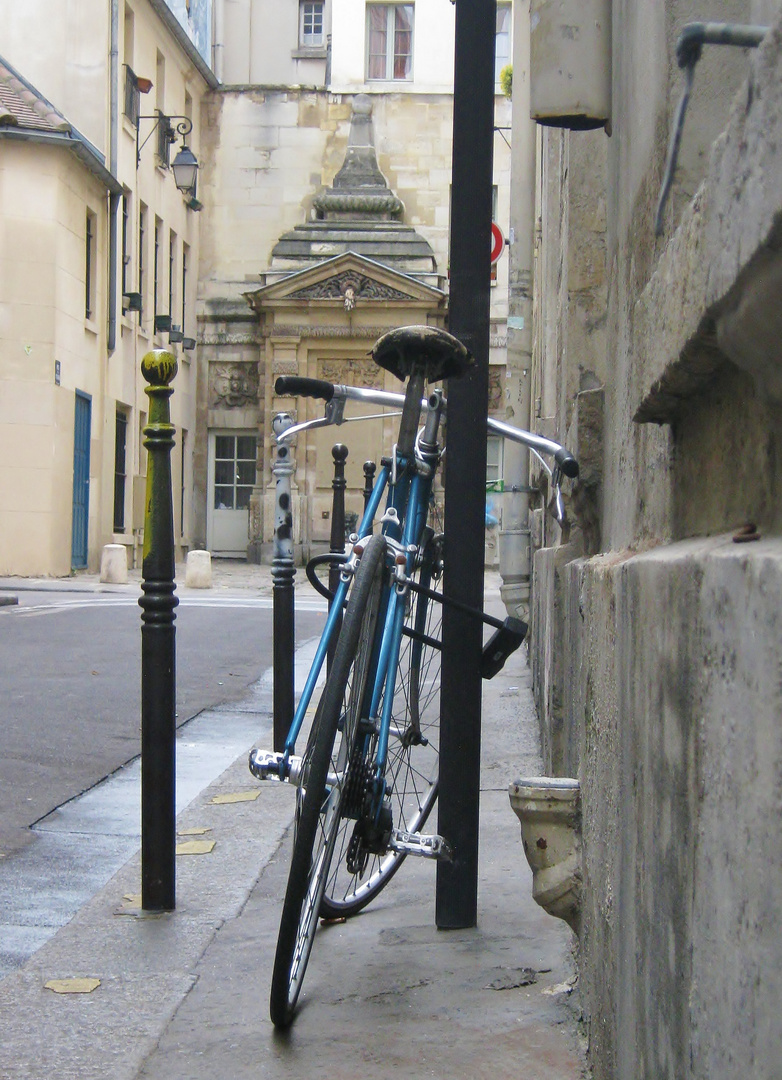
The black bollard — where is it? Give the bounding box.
[272,413,296,753]
[363,460,377,510]
[139,349,179,912]
[327,444,348,671]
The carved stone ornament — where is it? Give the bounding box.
[287,271,414,303]
[319,358,385,389]
[262,324,394,340]
[488,367,505,412]
[272,358,299,376]
[210,362,260,408]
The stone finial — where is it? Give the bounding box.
[141,349,178,386]
[313,94,404,220]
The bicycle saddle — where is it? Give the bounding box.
[371,325,473,383]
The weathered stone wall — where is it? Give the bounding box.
[528,2,782,1077]
[550,540,782,1079]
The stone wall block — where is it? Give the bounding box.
[570,538,782,1079]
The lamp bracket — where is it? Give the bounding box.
[137,113,193,166]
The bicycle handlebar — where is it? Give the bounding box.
[275,377,579,479]
[275,376,335,401]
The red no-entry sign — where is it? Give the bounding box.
[490,222,505,264]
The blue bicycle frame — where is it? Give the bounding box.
[281,446,437,784]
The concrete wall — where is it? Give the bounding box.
[524,0,782,1075]
[0,0,109,154]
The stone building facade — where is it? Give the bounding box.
[0,0,214,575]
[196,0,513,558]
[514,0,782,1076]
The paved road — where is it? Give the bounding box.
[0,587,325,856]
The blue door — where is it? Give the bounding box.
[71,392,91,569]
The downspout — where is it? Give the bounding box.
[213,0,225,82]
[108,0,120,353]
[499,0,535,619]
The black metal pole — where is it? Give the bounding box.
[272,413,296,753]
[436,0,495,929]
[139,349,179,912]
[363,460,377,510]
[327,444,348,671]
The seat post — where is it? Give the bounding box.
[396,363,426,460]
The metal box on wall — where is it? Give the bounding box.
[530,0,611,130]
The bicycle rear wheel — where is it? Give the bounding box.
[320,533,442,919]
[270,534,386,1028]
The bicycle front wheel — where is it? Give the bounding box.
[269,534,386,1028]
[320,537,442,919]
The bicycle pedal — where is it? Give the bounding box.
[388,828,453,862]
[248,749,304,784]
[480,617,528,679]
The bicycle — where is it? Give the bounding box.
[248,325,579,1028]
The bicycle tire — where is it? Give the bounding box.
[269,533,387,1028]
[320,533,442,919]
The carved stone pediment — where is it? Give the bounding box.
[287,270,414,303]
[244,251,447,315]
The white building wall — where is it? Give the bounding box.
[0,0,210,574]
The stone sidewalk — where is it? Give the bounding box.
[0,567,586,1080]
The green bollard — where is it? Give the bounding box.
[139,349,179,912]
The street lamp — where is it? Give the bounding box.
[171,143,198,198]
[137,113,201,207]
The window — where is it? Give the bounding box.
[121,190,131,296]
[138,411,147,475]
[155,51,166,115]
[123,66,140,124]
[156,110,173,167]
[153,216,161,322]
[180,429,187,537]
[85,210,97,320]
[214,435,257,511]
[123,6,138,122]
[495,4,511,85]
[154,53,170,167]
[181,242,189,332]
[486,435,504,491]
[138,202,147,312]
[168,230,177,324]
[300,1,324,46]
[124,4,135,69]
[367,4,413,81]
[114,410,128,532]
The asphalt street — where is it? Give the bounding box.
[0,584,325,856]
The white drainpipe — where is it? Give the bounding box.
[213,0,225,83]
[108,0,119,353]
[499,1,536,620]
